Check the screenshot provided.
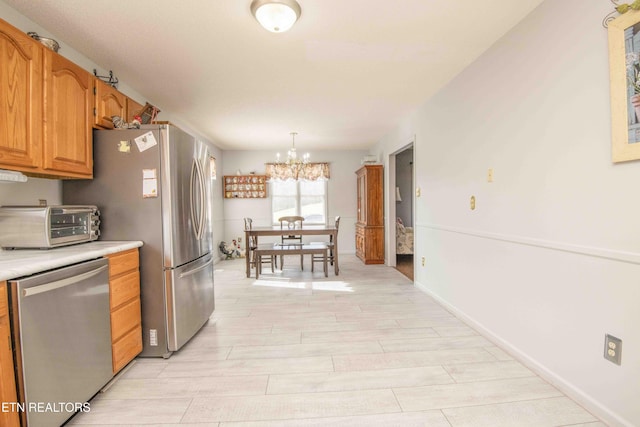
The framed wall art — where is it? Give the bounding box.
[608,10,640,162]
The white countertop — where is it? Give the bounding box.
[0,241,143,281]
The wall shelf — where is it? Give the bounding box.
[223,175,267,199]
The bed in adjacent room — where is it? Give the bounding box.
[396,217,413,255]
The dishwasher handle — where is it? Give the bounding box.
[22,264,108,298]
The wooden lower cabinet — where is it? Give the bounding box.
[106,249,142,374]
[355,223,384,264]
[112,325,143,373]
[0,282,20,427]
[355,224,365,259]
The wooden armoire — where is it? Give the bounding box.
[355,164,384,264]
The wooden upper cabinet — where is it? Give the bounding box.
[0,18,43,172]
[43,50,93,177]
[94,78,126,129]
[126,97,144,122]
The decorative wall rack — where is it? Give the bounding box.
[223,175,267,199]
[93,69,119,88]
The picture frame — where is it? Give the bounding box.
[608,10,640,162]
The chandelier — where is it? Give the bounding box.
[276,132,309,177]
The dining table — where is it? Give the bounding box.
[244,224,339,278]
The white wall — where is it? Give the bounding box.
[374,1,639,425]
[221,150,368,256]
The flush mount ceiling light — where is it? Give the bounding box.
[250,0,301,33]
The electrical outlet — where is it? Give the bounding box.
[604,334,622,365]
[470,195,476,210]
[421,256,425,267]
[416,187,421,197]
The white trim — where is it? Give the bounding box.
[386,136,415,267]
[419,223,640,265]
[413,279,635,427]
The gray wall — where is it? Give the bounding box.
[375,1,639,425]
[395,148,413,227]
[0,1,225,257]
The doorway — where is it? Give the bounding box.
[393,146,414,280]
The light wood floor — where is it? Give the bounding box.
[69,255,605,426]
[395,254,414,281]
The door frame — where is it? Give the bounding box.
[387,138,415,268]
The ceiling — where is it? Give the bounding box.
[4,0,544,151]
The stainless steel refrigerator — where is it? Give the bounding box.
[63,124,214,357]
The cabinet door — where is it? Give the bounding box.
[0,19,43,172]
[126,97,144,122]
[43,50,93,177]
[94,78,126,129]
[356,171,366,224]
[0,282,19,427]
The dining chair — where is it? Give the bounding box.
[311,216,340,269]
[244,217,274,273]
[278,215,304,270]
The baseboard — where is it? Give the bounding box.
[413,279,634,427]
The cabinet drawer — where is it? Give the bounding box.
[112,325,142,373]
[110,270,140,310]
[111,297,141,342]
[107,249,139,277]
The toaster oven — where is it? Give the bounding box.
[0,205,100,249]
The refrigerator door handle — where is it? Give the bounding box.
[190,159,200,239]
[179,256,214,278]
[195,158,206,240]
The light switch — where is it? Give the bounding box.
[487,168,494,183]
[470,195,476,210]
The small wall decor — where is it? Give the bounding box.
[210,157,217,180]
[136,103,161,124]
[223,175,267,198]
[608,9,640,162]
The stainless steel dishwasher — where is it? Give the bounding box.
[9,257,112,427]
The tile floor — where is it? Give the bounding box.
[68,255,606,426]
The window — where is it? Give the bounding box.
[271,179,327,224]
[209,156,216,179]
